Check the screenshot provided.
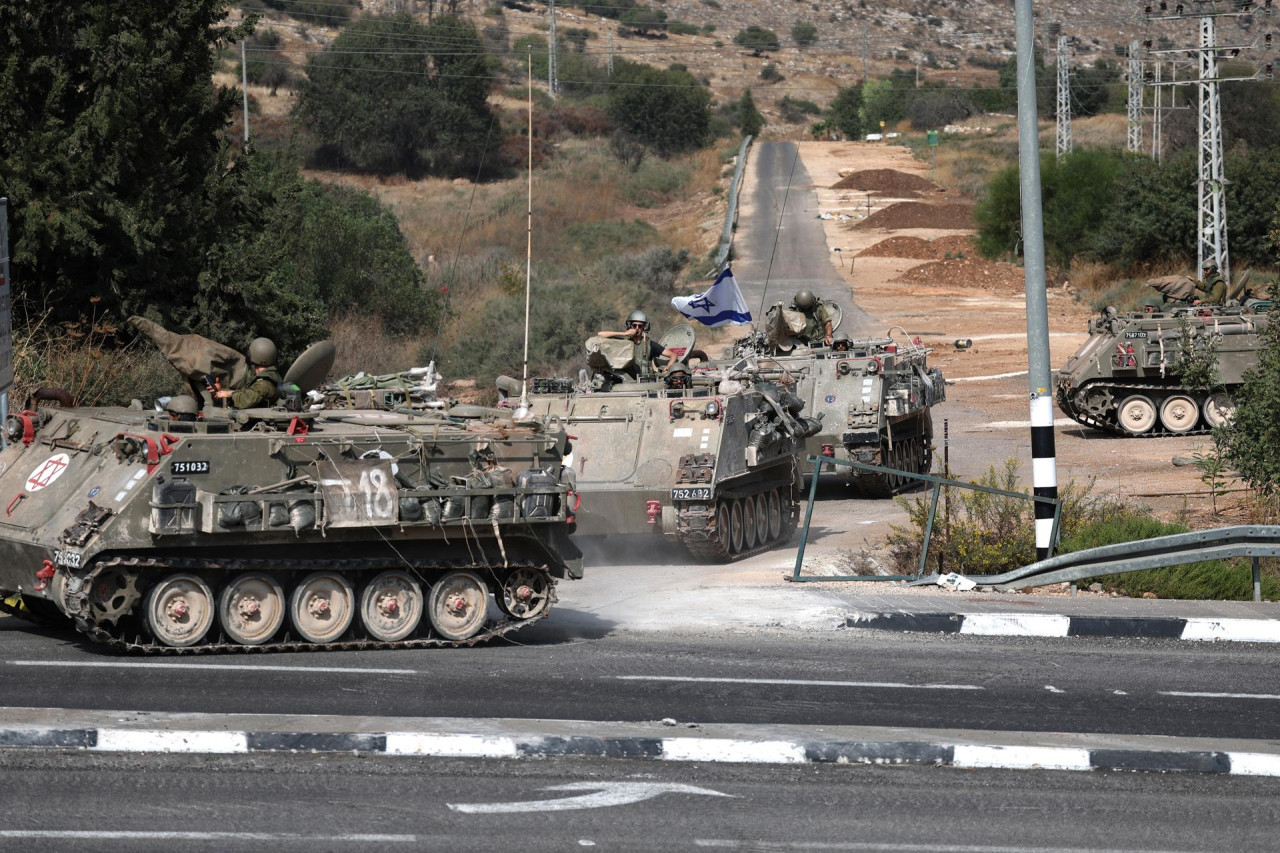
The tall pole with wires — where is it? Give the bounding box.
[548,0,559,98]
[608,31,614,77]
[241,39,250,143]
[1127,40,1143,153]
[1054,27,1072,159]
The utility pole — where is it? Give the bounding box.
[861,21,870,82]
[1143,1,1275,283]
[608,30,614,77]
[1054,27,1073,158]
[548,0,559,98]
[241,39,250,143]
[1127,40,1143,152]
[1152,62,1163,161]
[1014,0,1057,562]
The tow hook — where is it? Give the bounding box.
[34,560,56,592]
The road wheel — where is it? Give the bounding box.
[359,571,423,642]
[218,573,285,646]
[289,572,355,644]
[729,499,745,554]
[144,574,215,648]
[498,568,550,621]
[1116,395,1157,435]
[427,570,489,641]
[766,489,783,542]
[741,496,757,550]
[1203,392,1236,428]
[754,492,770,546]
[715,502,732,555]
[1159,395,1199,434]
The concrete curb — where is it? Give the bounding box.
[3,708,1280,777]
[847,611,1280,643]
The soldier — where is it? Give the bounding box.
[215,337,281,408]
[663,363,691,391]
[831,331,852,353]
[596,311,677,379]
[1194,262,1226,306]
[790,290,835,346]
[164,395,199,422]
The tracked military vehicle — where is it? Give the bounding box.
[1056,304,1272,436]
[0,346,581,653]
[509,325,820,562]
[726,302,946,495]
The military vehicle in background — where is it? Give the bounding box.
[511,325,821,562]
[725,302,946,496]
[1056,301,1272,436]
[0,343,582,653]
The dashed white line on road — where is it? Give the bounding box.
[695,841,1195,852]
[0,832,416,842]
[614,675,983,691]
[1045,686,1064,694]
[6,660,416,675]
[1160,691,1280,701]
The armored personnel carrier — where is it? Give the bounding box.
[510,325,820,562]
[1056,304,1272,436]
[0,351,581,653]
[727,303,946,496]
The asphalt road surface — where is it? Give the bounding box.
[734,141,876,333]
[4,616,1280,741]
[1,751,1277,853]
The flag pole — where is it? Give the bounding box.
[518,47,533,418]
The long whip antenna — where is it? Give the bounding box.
[519,47,533,415]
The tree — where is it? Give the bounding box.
[620,5,667,35]
[858,79,907,130]
[734,26,780,54]
[791,22,818,47]
[607,61,711,156]
[737,89,764,138]
[907,91,973,130]
[1215,318,1280,496]
[295,14,498,177]
[0,0,250,324]
[826,85,864,139]
[1071,59,1120,118]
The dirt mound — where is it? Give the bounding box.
[892,258,1025,291]
[852,202,975,231]
[832,169,941,194]
[858,235,976,259]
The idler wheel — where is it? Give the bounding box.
[359,571,423,642]
[219,573,286,646]
[498,568,550,620]
[427,570,488,641]
[1203,392,1236,428]
[1159,395,1200,434]
[289,572,355,644]
[144,574,215,648]
[1117,395,1157,435]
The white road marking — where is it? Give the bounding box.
[93,729,248,754]
[1180,618,1280,643]
[959,614,1071,637]
[384,733,518,758]
[1160,691,1280,701]
[448,781,732,813]
[0,832,415,842]
[615,675,982,691]
[1044,685,1064,694]
[1228,752,1280,777]
[949,371,1029,383]
[952,744,1091,771]
[695,841,1195,852]
[6,660,416,675]
[1113,690,1128,696]
[663,738,806,764]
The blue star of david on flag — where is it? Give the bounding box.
[671,267,753,327]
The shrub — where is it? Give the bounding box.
[620,5,667,35]
[604,246,690,293]
[592,0,637,20]
[780,96,821,123]
[907,90,972,130]
[668,20,701,36]
[734,26,780,54]
[759,63,782,83]
[563,26,594,51]
[1216,318,1280,496]
[737,89,764,137]
[623,157,692,206]
[826,85,863,138]
[607,61,711,156]
[791,22,818,46]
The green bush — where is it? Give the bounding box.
[780,96,821,123]
[737,89,764,137]
[620,5,667,35]
[1216,319,1280,496]
[791,22,818,46]
[623,157,691,207]
[512,33,550,79]
[759,63,782,82]
[734,26,780,53]
[667,20,701,36]
[604,246,690,292]
[607,61,711,156]
[826,85,864,138]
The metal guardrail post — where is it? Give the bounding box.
[791,455,824,581]
[1254,557,1262,603]
[916,482,942,579]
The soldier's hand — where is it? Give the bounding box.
[214,389,233,400]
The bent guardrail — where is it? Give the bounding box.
[707,135,752,277]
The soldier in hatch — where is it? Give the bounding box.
[1193,262,1226,306]
[214,337,281,408]
[165,395,200,422]
[596,311,678,379]
[790,290,835,346]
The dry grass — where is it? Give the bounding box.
[327,312,430,378]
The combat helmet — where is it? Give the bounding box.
[793,290,817,311]
[664,362,691,389]
[626,310,651,332]
[248,337,277,368]
[831,331,851,352]
[165,395,199,421]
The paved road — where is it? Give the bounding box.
[734,141,876,333]
[5,615,1280,740]
[1,751,1276,853]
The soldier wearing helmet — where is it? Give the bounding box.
[164,395,200,422]
[790,289,835,346]
[596,311,677,379]
[1194,262,1226,306]
[830,331,852,352]
[663,362,691,390]
[214,337,282,408]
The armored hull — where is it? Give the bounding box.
[0,404,581,652]
[1056,306,1270,436]
[725,325,946,495]
[523,375,814,562]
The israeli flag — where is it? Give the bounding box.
[671,267,753,327]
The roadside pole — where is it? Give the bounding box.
[1014,0,1058,560]
[0,198,12,449]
